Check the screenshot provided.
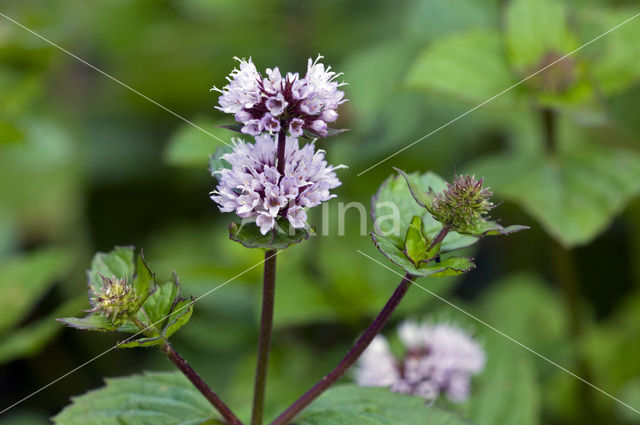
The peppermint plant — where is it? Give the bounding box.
[54,56,526,425]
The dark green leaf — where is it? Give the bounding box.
[117,336,164,349]
[228,218,312,250]
[132,250,154,307]
[297,384,473,425]
[56,314,117,332]
[373,233,475,277]
[162,298,194,339]
[53,371,218,425]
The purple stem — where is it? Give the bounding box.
[161,342,243,425]
[251,249,278,425]
[270,273,414,425]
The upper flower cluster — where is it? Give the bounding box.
[210,134,343,234]
[356,321,485,403]
[212,55,347,138]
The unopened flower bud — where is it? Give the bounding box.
[235,110,253,123]
[310,119,327,136]
[89,275,140,326]
[430,175,493,233]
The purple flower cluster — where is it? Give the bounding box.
[210,134,344,234]
[212,56,347,138]
[356,321,485,403]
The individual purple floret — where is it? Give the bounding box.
[210,135,344,234]
[355,321,485,403]
[212,55,347,138]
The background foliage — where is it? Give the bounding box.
[1,0,640,424]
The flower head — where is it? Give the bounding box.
[210,135,343,234]
[356,320,485,403]
[212,55,347,138]
[89,275,140,326]
[430,175,494,234]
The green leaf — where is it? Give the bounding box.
[395,168,434,208]
[164,117,228,168]
[372,171,479,253]
[117,336,164,348]
[209,145,233,177]
[132,250,154,307]
[373,233,475,277]
[296,384,473,425]
[504,0,576,70]
[53,371,218,425]
[581,7,640,96]
[57,314,117,332]
[142,279,180,327]
[460,220,529,238]
[469,138,640,247]
[0,247,72,334]
[87,246,135,299]
[162,298,194,339]
[406,29,517,105]
[404,215,430,266]
[228,218,313,250]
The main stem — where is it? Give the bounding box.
[271,273,414,425]
[276,128,287,176]
[251,250,278,425]
[161,342,243,425]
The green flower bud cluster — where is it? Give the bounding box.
[89,275,141,326]
[429,175,494,234]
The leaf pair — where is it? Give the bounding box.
[371,170,526,277]
[58,246,193,348]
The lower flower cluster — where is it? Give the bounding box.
[356,320,485,403]
[210,134,344,234]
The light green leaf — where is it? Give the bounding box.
[209,145,234,177]
[142,279,180,327]
[87,246,135,298]
[0,247,72,334]
[297,384,473,425]
[404,215,430,266]
[53,371,218,425]
[469,140,640,247]
[164,117,228,168]
[505,0,576,70]
[228,219,313,250]
[581,8,640,96]
[406,29,517,105]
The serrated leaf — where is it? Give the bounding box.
[132,250,154,308]
[373,233,475,277]
[396,168,434,208]
[229,218,312,250]
[162,298,194,339]
[406,29,517,105]
[53,371,218,425]
[141,280,180,328]
[404,215,430,266]
[468,138,640,247]
[87,246,135,301]
[57,314,117,332]
[296,384,473,425]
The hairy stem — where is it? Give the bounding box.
[428,225,450,252]
[161,342,243,425]
[271,273,414,425]
[251,249,278,425]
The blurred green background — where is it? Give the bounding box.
[1,0,640,424]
